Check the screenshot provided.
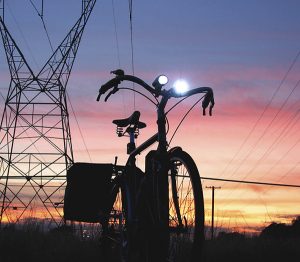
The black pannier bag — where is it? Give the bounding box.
[64,162,113,223]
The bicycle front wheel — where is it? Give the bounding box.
[168,149,205,262]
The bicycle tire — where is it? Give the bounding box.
[115,150,205,262]
[168,148,205,262]
[118,167,146,262]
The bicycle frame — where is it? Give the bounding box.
[126,94,170,163]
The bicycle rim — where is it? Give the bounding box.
[168,149,205,262]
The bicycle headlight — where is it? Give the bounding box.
[174,79,189,94]
[152,75,168,90]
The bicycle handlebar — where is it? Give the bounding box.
[97,74,158,101]
[97,71,215,115]
[167,87,215,115]
[96,78,121,101]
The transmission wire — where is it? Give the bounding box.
[28,0,40,17]
[227,78,300,184]
[6,2,39,68]
[111,0,121,68]
[241,104,300,181]
[29,0,54,52]
[264,136,300,181]
[211,50,300,204]
[66,92,93,162]
[111,0,127,117]
[219,49,300,178]
[128,0,135,109]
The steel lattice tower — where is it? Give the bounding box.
[0,0,96,227]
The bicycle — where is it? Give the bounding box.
[64,69,214,262]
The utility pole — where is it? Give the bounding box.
[206,186,221,240]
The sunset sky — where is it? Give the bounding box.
[1,0,300,232]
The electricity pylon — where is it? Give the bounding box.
[0,0,96,227]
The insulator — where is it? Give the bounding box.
[116,126,123,137]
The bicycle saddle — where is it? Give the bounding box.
[112,111,146,129]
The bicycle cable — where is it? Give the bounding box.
[168,95,205,147]
[118,87,159,105]
[165,115,170,134]
[165,95,191,115]
[118,87,171,136]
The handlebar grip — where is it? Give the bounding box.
[96,93,101,101]
[97,78,121,100]
[202,92,214,116]
[104,87,119,102]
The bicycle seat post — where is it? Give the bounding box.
[127,127,136,154]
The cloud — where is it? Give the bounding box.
[275,214,300,221]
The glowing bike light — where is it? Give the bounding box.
[157,75,168,85]
[152,75,168,90]
[174,79,189,94]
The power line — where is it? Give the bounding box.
[219,103,300,206]
[6,2,39,68]
[201,176,300,188]
[249,111,300,181]
[111,0,127,117]
[128,0,134,75]
[222,78,300,199]
[66,92,93,163]
[219,48,300,179]
[29,0,54,52]
[219,77,300,204]
[40,17,54,52]
[111,0,121,68]
[206,170,300,210]
[263,137,300,181]
[29,0,40,17]
[274,160,300,184]
[128,0,135,109]
[241,108,300,181]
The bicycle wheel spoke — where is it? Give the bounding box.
[168,150,204,262]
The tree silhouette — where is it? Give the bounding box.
[260,216,300,239]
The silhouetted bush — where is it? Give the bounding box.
[260,222,290,238]
[291,216,300,236]
[217,231,246,241]
[260,216,300,239]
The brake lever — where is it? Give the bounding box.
[96,92,101,101]
[203,102,214,116]
[209,96,215,116]
[209,105,213,116]
[202,92,214,116]
[104,86,119,102]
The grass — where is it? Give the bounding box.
[0,224,106,262]
[0,224,299,262]
[204,237,300,262]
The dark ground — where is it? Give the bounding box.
[0,226,299,262]
[204,237,300,262]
